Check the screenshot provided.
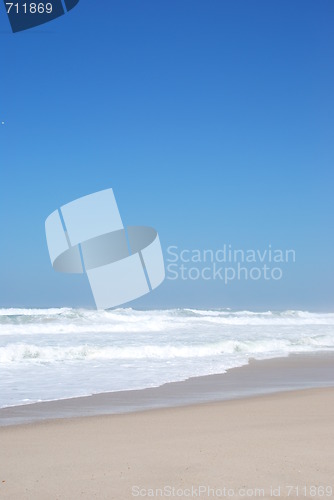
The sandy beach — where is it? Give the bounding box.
[1,354,334,500]
[0,388,333,499]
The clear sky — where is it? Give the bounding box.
[0,0,333,310]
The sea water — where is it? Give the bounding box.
[0,308,333,408]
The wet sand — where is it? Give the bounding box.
[1,352,334,426]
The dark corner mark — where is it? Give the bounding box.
[3,0,80,33]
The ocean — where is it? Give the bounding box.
[1,308,334,409]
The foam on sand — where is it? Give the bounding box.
[0,308,333,408]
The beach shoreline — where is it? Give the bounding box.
[1,351,334,427]
[0,386,333,499]
[1,352,334,499]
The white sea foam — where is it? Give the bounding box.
[0,308,333,408]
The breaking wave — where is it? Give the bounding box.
[0,308,333,408]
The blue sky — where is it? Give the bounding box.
[0,0,333,310]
